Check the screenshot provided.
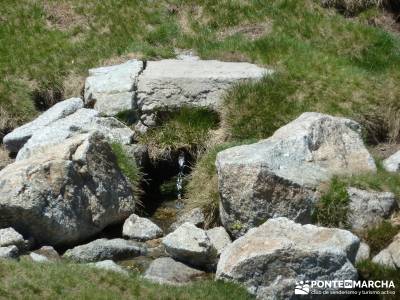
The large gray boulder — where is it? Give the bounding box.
[16,108,134,161]
[162,222,217,269]
[84,60,144,116]
[216,112,376,237]
[0,245,19,260]
[347,187,397,232]
[383,150,400,172]
[122,214,163,241]
[64,238,146,263]
[372,233,400,269]
[3,98,83,153]
[0,132,136,246]
[136,59,271,130]
[206,227,231,256]
[216,218,360,299]
[0,227,29,250]
[144,257,205,285]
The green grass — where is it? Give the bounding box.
[363,221,400,256]
[313,176,351,228]
[357,260,400,300]
[138,107,220,160]
[111,143,142,196]
[2,0,400,142]
[344,159,400,200]
[0,260,253,300]
[321,0,399,16]
[313,160,400,232]
[0,0,181,135]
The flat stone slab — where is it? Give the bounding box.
[64,238,146,263]
[85,60,143,116]
[3,98,83,152]
[137,59,271,115]
[144,257,205,285]
[16,108,134,161]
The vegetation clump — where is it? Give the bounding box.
[0,260,252,300]
[362,221,399,255]
[357,259,400,300]
[138,107,220,160]
[313,177,351,228]
[111,143,142,197]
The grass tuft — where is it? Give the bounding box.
[362,221,399,255]
[138,107,220,161]
[111,142,142,197]
[314,159,400,232]
[357,259,400,299]
[313,177,351,228]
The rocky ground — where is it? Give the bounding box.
[0,54,399,300]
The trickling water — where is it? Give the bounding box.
[176,152,185,208]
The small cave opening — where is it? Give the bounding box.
[137,148,195,233]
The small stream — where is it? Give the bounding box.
[140,150,192,234]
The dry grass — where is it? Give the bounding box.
[217,21,273,41]
[321,0,399,15]
[43,1,88,31]
[99,52,145,67]
[62,72,85,99]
